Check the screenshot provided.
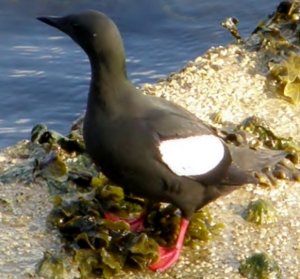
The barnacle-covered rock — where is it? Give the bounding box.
[239,252,282,279]
[243,199,278,225]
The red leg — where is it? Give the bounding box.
[104,212,145,232]
[149,218,189,272]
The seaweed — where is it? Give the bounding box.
[185,209,224,247]
[37,252,66,279]
[31,112,300,277]
[221,17,242,41]
[269,53,300,105]
[219,116,300,185]
[31,123,85,153]
[43,164,222,277]
[225,116,300,155]
[239,252,282,279]
[243,199,278,225]
[249,1,300,104]
[47,190,159,278]
[252,1,300,51]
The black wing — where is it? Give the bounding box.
[144,96,216,139]
[142,96,232,184]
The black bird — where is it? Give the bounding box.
[37,11,287,271]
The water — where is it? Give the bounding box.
[0,0,279,149]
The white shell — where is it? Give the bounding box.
[159,135,225,176]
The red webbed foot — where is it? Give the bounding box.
[149,245,181,272]
[104,212,145,232]
[149,218,189,272]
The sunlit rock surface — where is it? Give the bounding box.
[2,2,300,278]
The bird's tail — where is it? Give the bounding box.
[221,145,289,185]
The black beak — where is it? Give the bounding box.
[37,16,66,32]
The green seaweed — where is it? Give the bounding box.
[239,252,282,279]
[269,53,300,105]
[243,199,278,225]
[75,249,102,279]
[46,182,159,277]
[38,114,300,277]
[253,1,300,51]
[0,161,35,184]
[185,209,224,246]
[37,252,66,279]
[219,116,300,185]
[248,1,300,104]
[34,151,68,182]
[127,233,159,268]
[237,116,300,154]
[221,17,242,41]
[100,248,123,277]
[0,197,13,213]
[146,204,181,246]
[31,123,85,153]
[220,116,300,156]
[30,106,300,278]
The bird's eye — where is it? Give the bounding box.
[67,16,79,29]
[71,22,79,28]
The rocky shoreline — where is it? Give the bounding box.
[1,2,300,278]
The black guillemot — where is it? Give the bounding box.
[37,10,287,272]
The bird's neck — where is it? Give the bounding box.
[86,56,132,117]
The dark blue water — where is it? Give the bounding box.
[0,0,279,149]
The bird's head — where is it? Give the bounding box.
[37,10,126,67]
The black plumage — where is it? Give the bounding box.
[37,10,287,271]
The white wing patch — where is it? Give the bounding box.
[159,135,225,176]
